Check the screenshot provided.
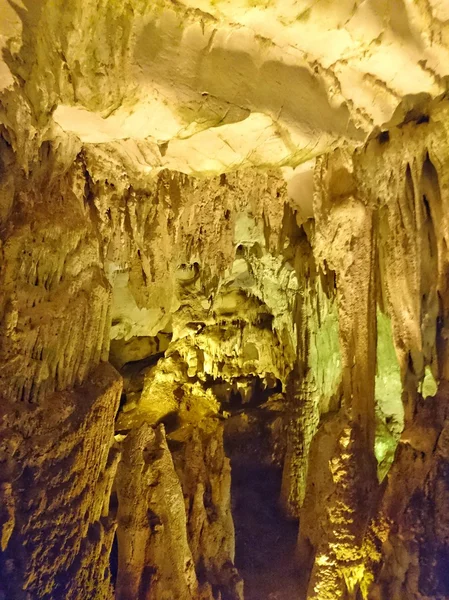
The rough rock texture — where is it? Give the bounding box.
[115,423,201,600]
[1,120,298,595]
[0,362,122,600]
[298,94,449,600]
[2,0,449,175]
[3,93,449,598]
[172,421,243,600]
[370,388,449,600]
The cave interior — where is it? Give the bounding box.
[1,1,449,599]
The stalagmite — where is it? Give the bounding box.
[115,423,200,600]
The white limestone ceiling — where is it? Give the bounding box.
[0,0,448,176]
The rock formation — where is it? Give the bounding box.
[1,1,449,599]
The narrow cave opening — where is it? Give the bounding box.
[109,532,118,589]
[231,462,300,600]
[108,491,119,589]
[223,381,301,600]
[107,312,300,599]
[228,388,244,411]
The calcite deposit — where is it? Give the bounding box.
[1,1,449,599]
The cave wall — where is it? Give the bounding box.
[299,94,449,600]
[0,362,122,600]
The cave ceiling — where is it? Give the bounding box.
[1,0,448,180]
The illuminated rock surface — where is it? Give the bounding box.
[1,1,449,599]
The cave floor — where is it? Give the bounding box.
[231,461,302,600]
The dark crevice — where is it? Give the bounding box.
[224,388,299,600]
[109,531,118,589]
[378,130,390,144]
[230,462,300,600]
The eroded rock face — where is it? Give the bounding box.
[0,362,122,600]
[2,0,449,175]
[172,421,242,599]
[298,95,449,600]
[115,423,201,600]
[1,138,296,597]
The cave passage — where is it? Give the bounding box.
[224,387,301,600]
[231,462,301,600]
